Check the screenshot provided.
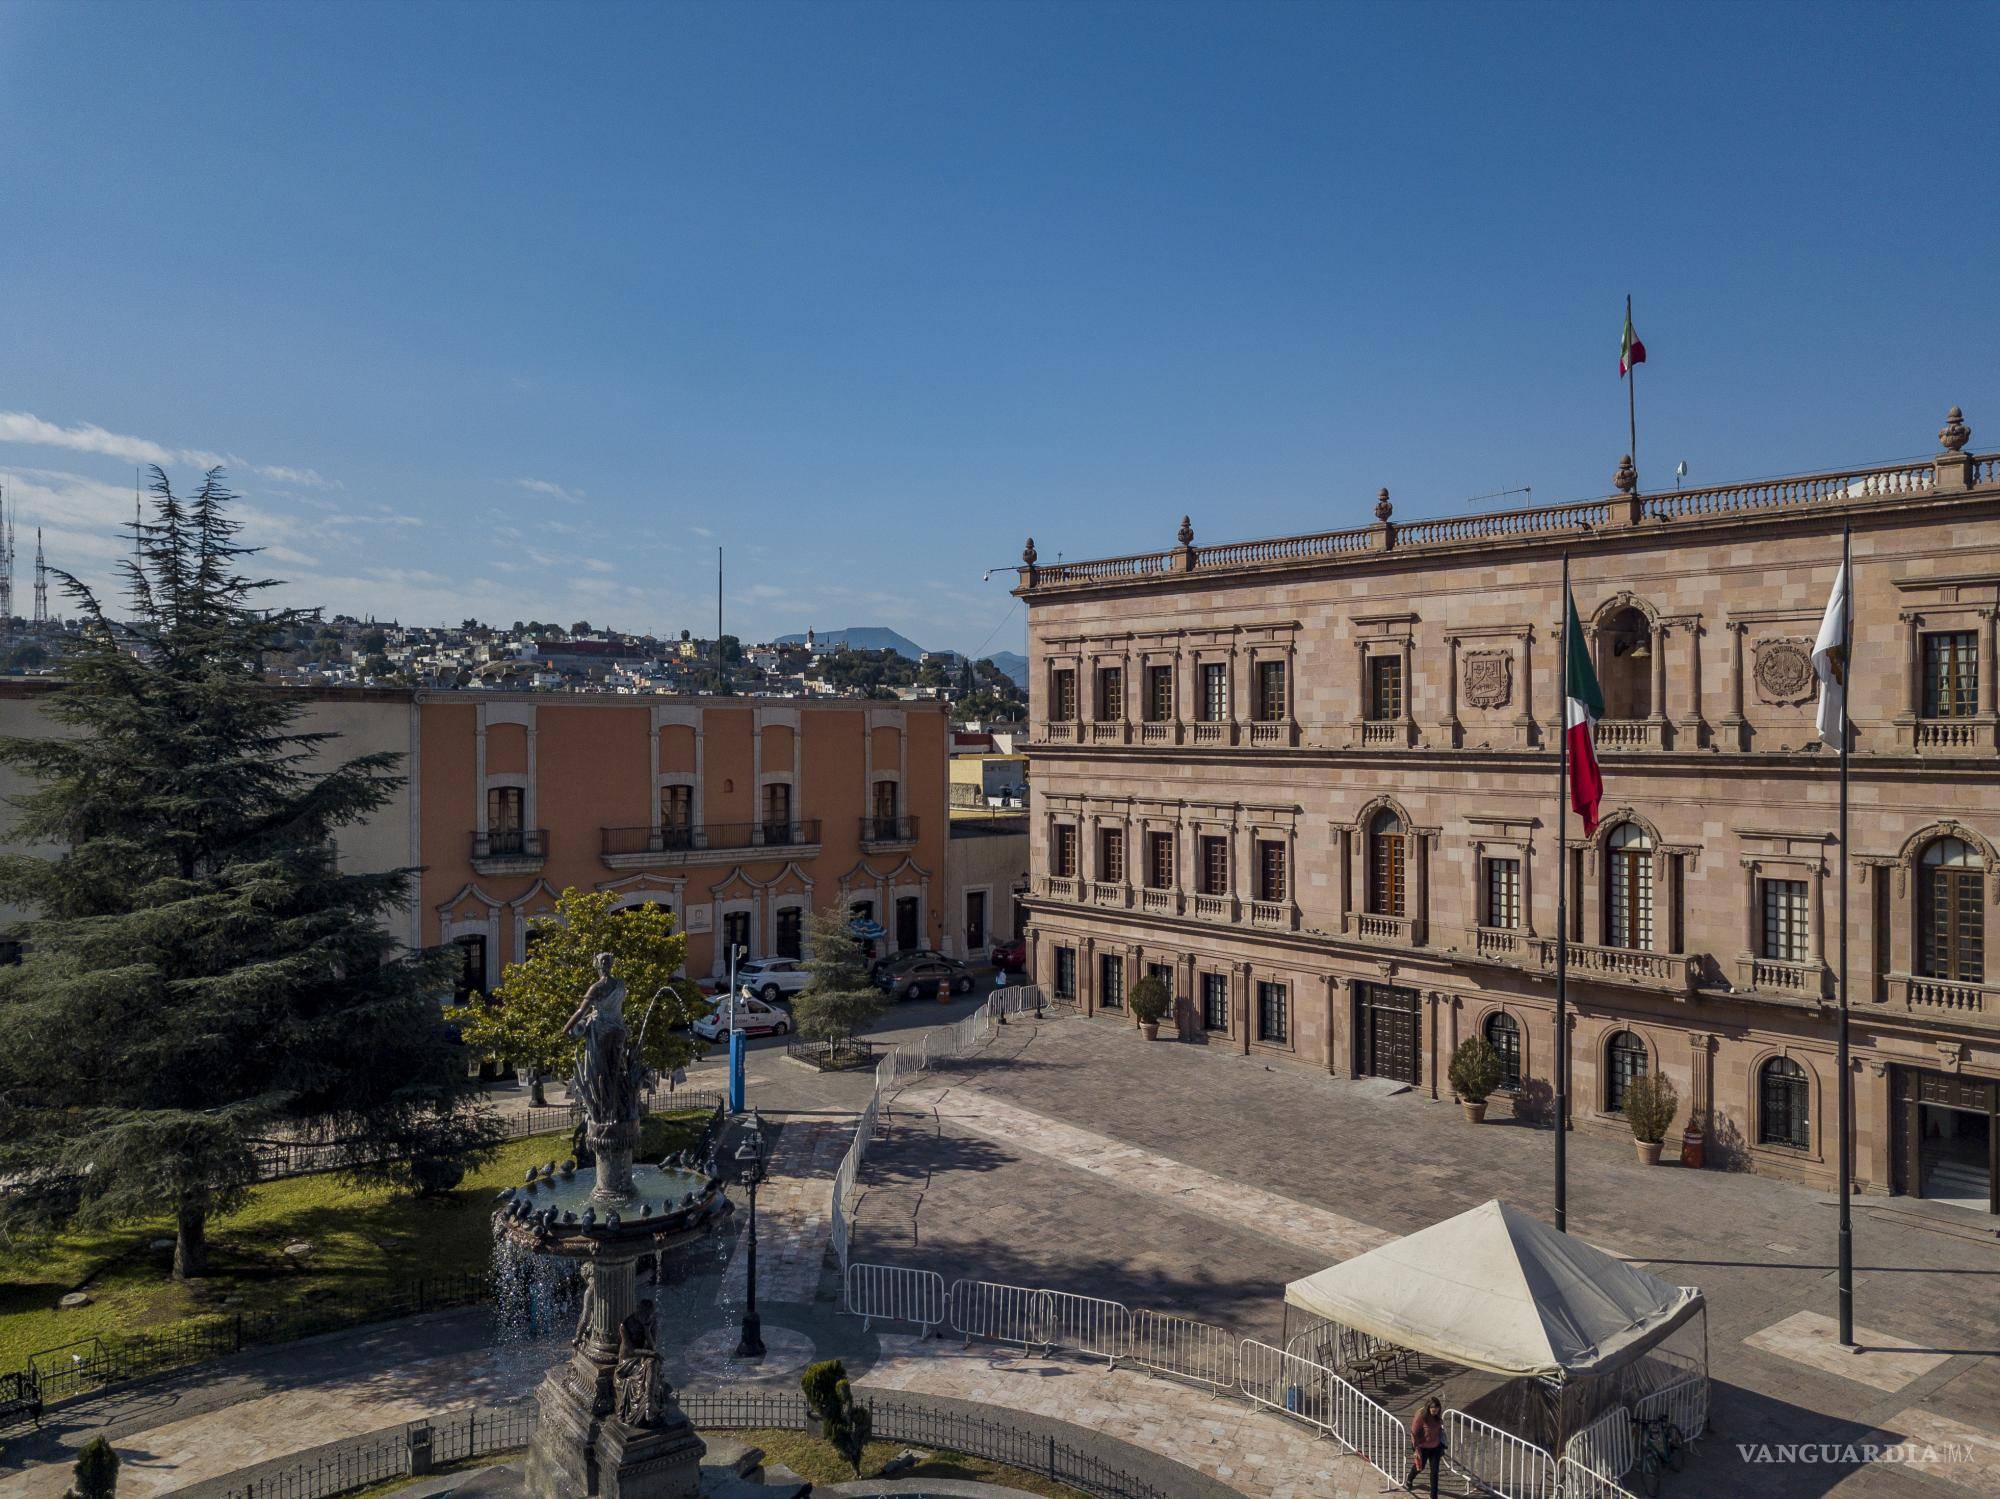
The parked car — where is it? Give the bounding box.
[870,948,947,983]
[877,955,975,1001]
[692,995,792,1040]
[989,937,1026,971]
[735,957,810,1002]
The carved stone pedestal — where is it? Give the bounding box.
[525,1355,705,1499]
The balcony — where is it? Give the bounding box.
[599,819,821,870]
[1525,938,1698,996]
[1475,926,1529,962]
[859,815,920,849]
[1188,720,1235,747]
[1911,717,1995,754]
[1886,973,1999,1024]
[1086,720,1127,745]
[1037,873,1081,902]
[1246,720,1295,748]
[1190,892,1236,921]
[1735,955,1827,1000]
[1595,719,1664,752]
[1249,899,1297,931]
[1357,719,1409,749]
[1355,910,1421,946]
[1038,720,1082,745]
[472,828,548,875]
[1137,886,1181,916]
[1135,721,1179,746]
[1090,881,1130,909]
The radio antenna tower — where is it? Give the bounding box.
[33,527,49,626]
[0,484,12,622]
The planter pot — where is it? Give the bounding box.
[1635,1140,1663,1166]
[1461,1101,1487,1124]
[1140,1022,1160,1041]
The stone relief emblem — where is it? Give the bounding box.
[1463,651,1513,710]
[1753,637,1816,706]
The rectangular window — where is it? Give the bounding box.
[1200,662,1227,722]
[1198,835,1228,896]
[1053,825,1079,879]
[1146,831,1175,889]
[1485,857,1522,929]
[1923,632,1979,717]
[1256,981,1288,1044]
[1099,954,1126,1009]
[660,784,693,831]
[1051,668,1078,722]
[453,935,486,1002]
[964,891,986,951]
[1146,665,1174,722]
[1201,972,1229,1031]
[1053,946,1077,1000]
[1096,666,1124,721]
[1255,660,1287,722]
[776,907,803,960]
[1257,840,1286,902]
[1367,656,1403,721]
[1098,827,1126,884]
[1608,849,1655,951]
[1761,879,1808,962]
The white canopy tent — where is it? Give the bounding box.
[1284,1199,1702,1383]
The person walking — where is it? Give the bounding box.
[1404,1396,1445,1496]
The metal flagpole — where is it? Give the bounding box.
[1838,520,1854,1346]
[1556,551,1571,1233]
[1626,294,1639,483]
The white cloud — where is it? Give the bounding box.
[515,477,584,504]
[0,410,338,488]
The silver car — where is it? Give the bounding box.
[735,957,810,1003]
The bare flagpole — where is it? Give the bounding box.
[1556,550,1571,1233]
[1837,519,1854,1346]
[1626,293,1639,483]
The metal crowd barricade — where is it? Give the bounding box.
[1633,1374,1708,1442]
[1236,1339,1339,1433]
[844,1263,947,1331]
[1564,1404,1637,1482]
[1557,1456,1646,1499]
[1130,1310,1237,1390]
[1044,1291,1131,1366]
[1444,1409,1559,1499]
[949,1279,1053,1348]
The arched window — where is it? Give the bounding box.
[1605,823,1655,951]
[1599,606,1653,720]
[1758,1056,1810,1149]
[1483,1011,1521,1091]
[1918,837,1984,983]
[1368,810,1407,917]
[1605,1029,1648,1112]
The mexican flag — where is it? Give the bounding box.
[1620,299,1646,377]
[1565,588,1605,834]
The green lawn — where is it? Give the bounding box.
[0,1112,710,1372]
[727,1428,1090,1497]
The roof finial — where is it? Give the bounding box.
[1177,515,1193,547]
[1613,454,1637,494]
[1021,536,1038,566]
[1373,488,1393,522]
[1940,406,1971,454]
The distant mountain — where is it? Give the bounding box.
[776,626,928,658]
[985,651,1028,688]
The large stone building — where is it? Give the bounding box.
[1016,410,2000,1216]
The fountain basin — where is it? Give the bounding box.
[495,1166,731,1254]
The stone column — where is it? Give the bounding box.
[1677,621,1705,748]
[1336,825,1353,933]
[1414,830,1432,945]
[1722,621,1748,750]
[1649,621,1669,727]
[1809,858,1826,970]
[1983,608,1999,726]
[1081,935,1096,1017]
[1353,638,1369,742]
[1236,963,1251,1056]
[1515,630,1535,743]
[1444,636,1462,747]
[1688,1031,1715,1145]
[1323,975,1339,1073]
[1400,636,1417,743]
[1905,614,1923,719]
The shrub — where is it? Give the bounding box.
[1127,974,1171,1026]
[1622,1073,1680,1145]
[67,1436,119,1499]
[1448,1037,1504,1104]
[800,1358,871,1477]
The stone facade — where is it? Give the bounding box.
[1015,416,2000,1211]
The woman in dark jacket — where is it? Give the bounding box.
[1405,1396,1445,1495]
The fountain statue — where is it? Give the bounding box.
[495,953,732,1499]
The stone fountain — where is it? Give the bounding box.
[493,954,732,1499]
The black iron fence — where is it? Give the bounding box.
[208,1393,1171,1499]
[600,820,821,858]
[783,1036,878,1070]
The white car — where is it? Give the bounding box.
[692,995,792,1041]
[735,958,810,1003]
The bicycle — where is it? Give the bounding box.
[1633,1412,1686,1496]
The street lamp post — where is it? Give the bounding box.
[733,1113,768,1360]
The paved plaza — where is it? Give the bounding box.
[6,999,2000,1499]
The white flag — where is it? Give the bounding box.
[1812,560,1850,750]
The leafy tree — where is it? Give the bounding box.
[570,619,591,636]
[65,1435,119,1499]
[792,907,884,1050]
[0,468,497,1279]
[445,887,706,1104]
[360,629,388,655]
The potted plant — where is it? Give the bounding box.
[1128,974,1172,1041]
[1622,1072,1679,1165]
[1448,1037,1503,1123]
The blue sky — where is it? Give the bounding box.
[2,1,1996,655]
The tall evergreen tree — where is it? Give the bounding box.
[0,468,496,1279]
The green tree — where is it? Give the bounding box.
[0,469,497,1279]
[801,1359,872,1478]
[360,629,388,655]
[445,887,706,1103]
[65,1435,119,1499]
[792,907,884,1050]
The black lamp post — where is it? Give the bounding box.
[733,1113,767,1359]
